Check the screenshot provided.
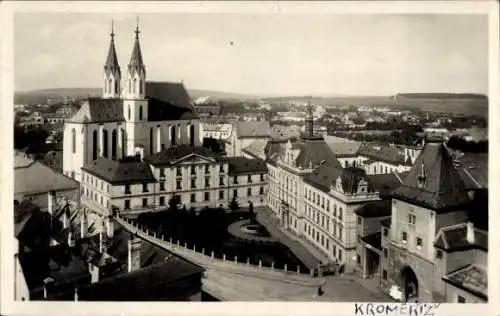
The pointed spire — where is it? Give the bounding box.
[305,98,314,137]
[128,17,145,76]
[104,20,120,77]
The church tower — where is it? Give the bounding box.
[102,21,121,99]
[123,20,149,155]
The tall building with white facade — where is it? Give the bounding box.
[63,23,200,182]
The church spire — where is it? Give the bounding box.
[305,98,314,137]
[103,20,121,99]
[128,17,145,77]
[104,20,120,77]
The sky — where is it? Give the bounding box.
[14,13,488,96]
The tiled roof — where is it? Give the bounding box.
[358,143,406,165]
[354,200,392,218]
[289,137,343,170]
[82,157,156,185]
[324,136,362,158]
[128,29,145,77]
[367,173,405,198]
[146,81,193,109]
[68,98,124,123]
[147,97,197,122]
[360,231,382,250]
[304,164,374,194]
[148,145,222,166]
[434,223,488,252]
[442,265,487,301]
[15,154,79,196]
[228,157,268,175]
[263,139,287,164]
[390,142,471,211]
[242,139,268,159]
[235,121,271,138]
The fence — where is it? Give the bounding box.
[115,214,317,281]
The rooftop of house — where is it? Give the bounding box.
[235,121,271,138]
[148,145,223,166]
[390,141,472,212]
[324,136,362,158]
[286,137,343,170]
[442,264,487,301]
[242,139,269,159]
[227,157,268,175]
[434,223,488,252]
[357,143,407,165]
[82,157,156,185]
[304,164,374,195]
[367,172,408,198]
[354,200,392,218]
[360,231,382,250]
[14,153,79,197]
[380,217,391,228]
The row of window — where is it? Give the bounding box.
[304,222,343,263]
[83,174,110,193]
[305,194,344,220]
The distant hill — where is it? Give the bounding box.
[395,93,487,100]
[14,87,261,105]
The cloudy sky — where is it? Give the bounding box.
[14,13,488,96]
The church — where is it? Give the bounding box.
[63,23,201,182]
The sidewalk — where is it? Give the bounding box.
[255,207,329,269]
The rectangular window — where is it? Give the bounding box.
[247,187,252,196]
[357,254,361,264]
[402,231,408,243]
[338,249,342,262]
[436,250,443,259]
[382,270,387,280]
[233,189,238,198]
[159,196,165,206]
[176,180,182,190]
[204,192,210,201]
[457,295,466,303]
[326,239,329,249]
[339,207,343,220]
[159,168,165,177]
[190,193,196,203]
[191,166,196,175]
[107,184,109,193]
[383,247,388,258]
[205,177,210,188]
[408,213,416,225]
[248,175,252,183]
[191,179,196,189]
[176,167,182,177]
[339,226,343,241]
[233,176,238,184]
[219,163,224,173]
[205,165,210,174]
[416,237,423,249]
[327,200,330,212]
[333,205,337,217]
[357,217,362,225]
[142,198,147,207]
[383,228,388,237]
[159,182,165,191]
[219,176,224,186]
[219,190,224,200]
[125,184,131,194]
[142,183,148,193]
[259,187,264,195]
[125,199,130,209]
[260,174,265,182]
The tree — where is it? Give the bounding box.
[229,198,239,212]
[248,201,256,224]
[168,195,181,212]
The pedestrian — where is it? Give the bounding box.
[317,285,324,297]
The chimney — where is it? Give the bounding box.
[80,209,87,238]
[106,216,114,239]
[128,235,141,272]
[67,231,75,247]
[42,277,54,299]
[466,222,475,244]
[89,262,100,283]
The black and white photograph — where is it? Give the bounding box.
[1,1,498,315]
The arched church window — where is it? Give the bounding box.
[103,130,109,158]
[139,105,143,120]
[115,80,119,96]
[150,128,153,154]
[111,129,117,159]
[72,128,76,153]
[189,124,195,147]
[104,80,107,94]
[171,126,176,145]
[133,78,137,94]
[108,78,113,94]
[121,128,126,157]
[92,130,98,160]
[128,79,131,93]
[128,105,131,121]
[139,79,143,95]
